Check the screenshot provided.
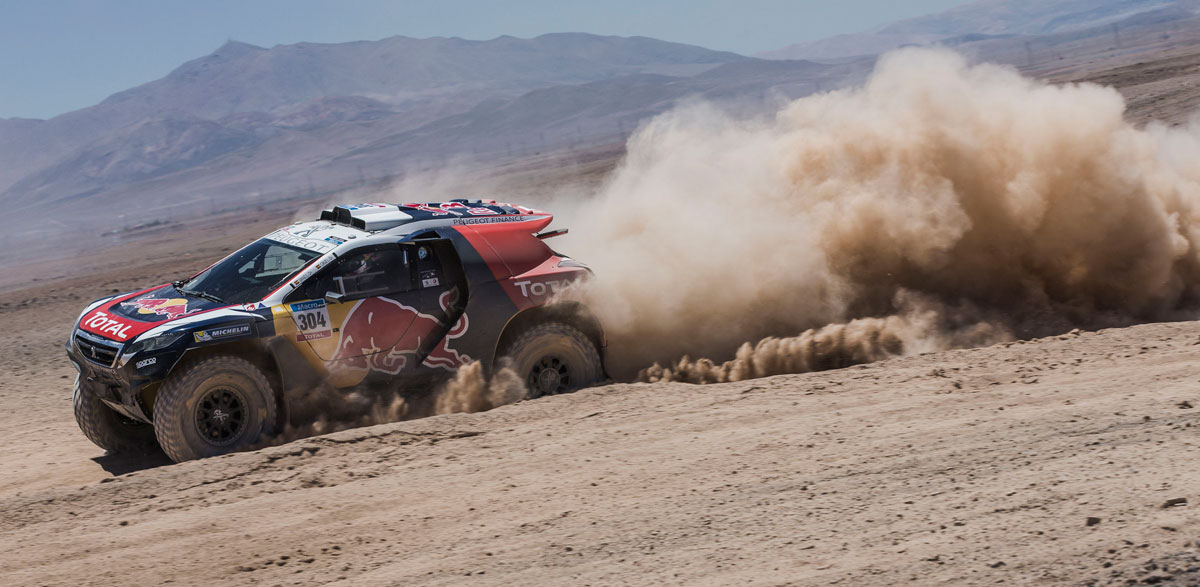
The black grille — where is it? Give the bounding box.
[75,333,121,367]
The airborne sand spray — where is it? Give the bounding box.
[559,49,1200,381]
[263,362,527,446]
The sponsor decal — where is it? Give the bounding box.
[293,224,335,238]
[286,256,333,291]
[402,203,452,216]
[135,357,157,369]
[193,324,252,343]
[330,288,469,375]
[452,215,529,225]
[420,270,440,288]
[324,236,345,245]
[83,311,134,340]
[265,230,336,253]
[122,297,193,319]
[513,278,573,298]
[344,203,389,210]
[290,299,333,341]
[242,302,266,311]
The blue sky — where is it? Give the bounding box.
[0,0,970,120]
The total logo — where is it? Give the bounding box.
[513,279,573,298]
[84,311,134,340]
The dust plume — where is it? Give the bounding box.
[433,359,528,414]
[561,48,1200,381]
[263,362,527,445]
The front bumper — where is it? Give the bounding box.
[66,330,168,423]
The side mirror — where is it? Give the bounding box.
[324,291,345,304]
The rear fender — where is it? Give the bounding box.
[494,302,607,376]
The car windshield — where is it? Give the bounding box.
[180,238,323,305]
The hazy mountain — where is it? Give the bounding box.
[329,58,866,170]
[97,34,747,120]
[759,0,1176,60]
[0,33,747,203]
[3,0,1195,262]
[2,33,869,229]
[1,54,862,227]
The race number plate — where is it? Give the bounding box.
[290,299,333,341]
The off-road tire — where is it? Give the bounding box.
[153,356,277,463]
[73,376,157,454]
[501,322,602,398]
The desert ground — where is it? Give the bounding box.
[4,40,1200,586]
[2,265,1199,586]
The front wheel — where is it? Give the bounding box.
[73,376,157,454]
[152,356,277,462]
[501,323,603,399]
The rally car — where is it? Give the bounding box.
[67,200,605,462]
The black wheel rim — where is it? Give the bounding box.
[195,387,248,446]
[528,356,570,397]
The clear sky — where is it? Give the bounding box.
[0,0,971,120]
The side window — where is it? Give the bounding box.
[312,248,412,300]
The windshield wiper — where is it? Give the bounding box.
[177,286,229,306]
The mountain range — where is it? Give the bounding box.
[1,0,1197,245]
[2,33,870,230]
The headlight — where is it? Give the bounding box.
[127,331,186,354]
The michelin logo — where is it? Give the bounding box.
[193,324,252,343]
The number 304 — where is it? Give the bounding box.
[298,312,326,330]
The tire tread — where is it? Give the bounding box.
[501,322,602,396]
[153,355,275,462]
[73,378,155,454]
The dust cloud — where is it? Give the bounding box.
[559,48,1200,382]
[264,362,527,445]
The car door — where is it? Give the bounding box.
[406,240,470,370]
[285,245,426,381]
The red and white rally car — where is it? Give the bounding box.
[68,200,606,462]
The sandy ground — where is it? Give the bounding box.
[1,274,1198,585]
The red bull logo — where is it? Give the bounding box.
[424,289,470,370]
[122,297,193,320]
[330,289,469,376]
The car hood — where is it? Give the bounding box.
[77,284,235,342]
[109,284,228,322]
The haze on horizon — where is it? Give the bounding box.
[0,0,971,120]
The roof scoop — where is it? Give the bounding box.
[320,203,413,232]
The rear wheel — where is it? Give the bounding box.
[152,356,277,462]
[73,376,157,454]
[501,323,603,398]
